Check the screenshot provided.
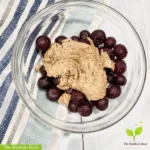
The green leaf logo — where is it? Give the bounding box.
[125,125,143,142]
[135,127,143,136]
[126,129,134,136]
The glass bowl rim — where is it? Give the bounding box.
[11,0,147,133]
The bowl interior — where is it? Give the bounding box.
[12,0,146,133]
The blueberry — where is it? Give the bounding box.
[46,87,61,101]
[68,101,78,113]
[78,104,92,117]
[55,36,67,44]
[40,65,47,76]
[52,77,60,86]
[107,72,116,84]
[104,37,116,48]
[37,76,51,89]
[80,30,90,40]
[36,36,51,51]
[71,36,80,42]
[81,99,94,106]
[90,30,106,46]
[114,44,128,59]
[115,75,127,86]
[89,101,95,107]
[71,90,85,105]
[79,39,91,45]
[100,48,115,60]
[95,97,109,111]
[106,84,121,99]
[104,68,112,74]
[114,59,126,75]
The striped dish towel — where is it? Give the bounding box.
[0,0,65,145]
[0,0,58,145]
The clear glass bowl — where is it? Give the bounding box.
[12,0,147,133]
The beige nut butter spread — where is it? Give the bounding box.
[58,93,71,106]
[42,38,115,103]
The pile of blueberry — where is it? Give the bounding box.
[35,29,128,117]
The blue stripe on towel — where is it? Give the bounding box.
[47,0,55,5]
[24,24,42,63]
[0,91,19,143]
[0,72,12,108]
[23,0,41,25]
[0,0,28,49]
[0,48,12,75]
